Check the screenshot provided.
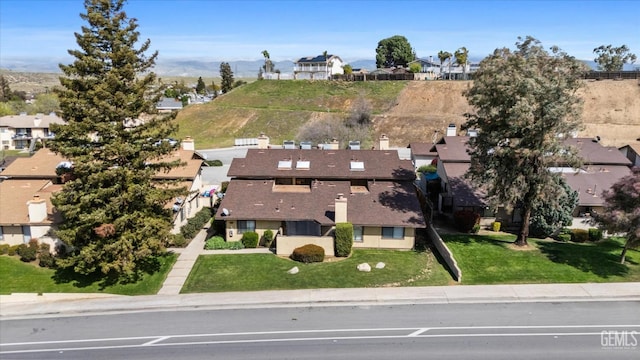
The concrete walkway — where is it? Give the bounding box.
[157,228,209,295]
[2,282,639,318]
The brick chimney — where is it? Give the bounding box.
[257,132,270,149]
[327,138,340,150]
[182,136,195,151]
[379,134,389,150]
[334,193,347,223]
[27,194,47,223]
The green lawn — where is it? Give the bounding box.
[0,253,177,295]
[443,234,640,284]
[181,249,452,293]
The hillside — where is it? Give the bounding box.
[176,79,640,149]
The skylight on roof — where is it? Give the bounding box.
[296,160,310,169]
[350,161,365,171]
[278,160,292,169]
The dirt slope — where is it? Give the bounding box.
[375,80,640,147]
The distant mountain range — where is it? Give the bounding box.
[0,57,635,77]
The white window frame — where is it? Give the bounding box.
[382,226,404,239]
[353,226,363,242]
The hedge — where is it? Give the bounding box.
[240,231,259,248]
[180,207,214,240]
[454,210,480,233]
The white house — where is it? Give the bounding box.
[0,113,65,150]
[294,54,344,80]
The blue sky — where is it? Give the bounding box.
[1,0,639,66]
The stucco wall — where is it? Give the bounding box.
[352,226,415,250]
[276,235,335,256]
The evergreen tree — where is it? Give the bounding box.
[49,0,183,281]
[529,175,578,238]
[220,62,234,94]
[375,35,416,68]
[195,76,206,94]
[0,75,12,102]
[462,36,587,246]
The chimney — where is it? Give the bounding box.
[27,194,47,223]
[446,124,457,137]
[33,115,42,128]
[334,193,347,223]
[328,138,340,150]
[257,132,270,149]
[182,136,195,151]
[379,134,389,150]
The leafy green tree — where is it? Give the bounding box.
[375,35,416,68]
[49,0,183,282]
[195,76,206,94]
[593,44,637,71]
[343,64,353,74]
[437,50,452,79]
[32,93,60,114]
[529,175,578,238]
[593,167,640,264]
[462,36,587,246]
[409,63,421,73]
[0,75,12,102]
[220,62,234,94]
[0,102,12,116]
[454,47,469,79]
[209,80,218,98]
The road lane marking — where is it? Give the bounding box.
[142,336,170,346]
[408,328,429,336]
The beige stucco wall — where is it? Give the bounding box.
[0,226,25,246]
[276,235,335,256]
[223,219,281,242]
[352,226,415,250]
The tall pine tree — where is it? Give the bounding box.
[220,62,234,94]
[50,0,183,281]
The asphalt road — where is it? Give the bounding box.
[1,301,638,359]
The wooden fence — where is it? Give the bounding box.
[583,71,639,80]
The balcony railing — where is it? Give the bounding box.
[11,133,32,140]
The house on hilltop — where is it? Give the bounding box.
[294,54,344,80]
[215,134,426,255]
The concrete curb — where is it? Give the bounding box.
[2,282,639,319]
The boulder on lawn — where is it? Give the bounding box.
[375,262,386,269]
[357,263,371,272]
[287,266,299,274]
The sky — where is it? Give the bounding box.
[1,0,639,67]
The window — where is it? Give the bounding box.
[0,226,3,240]
[22,226,31,243]
[353,226,363,242]
[382,227,404,239]
[238,220,256,234]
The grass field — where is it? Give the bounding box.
[174,80,407,149]
[181,249,452,293]
[0,253,177,295]
[443,234,639,284]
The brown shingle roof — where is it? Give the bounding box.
[561,165,632,207]
[566,138,632,166]
[435,136,470,162]
[0,113,66,128]
[442,162,487,208]
[1,148,202,180]
[0,180,61,225]
[216,179,425,228]
[0,150,64,179]
[228,149,415,180]
[408,142,438,157]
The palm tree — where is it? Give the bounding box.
[323,50,329,80]
[437,51,451,80]
[454,47,469,80]
[261,50,273,74]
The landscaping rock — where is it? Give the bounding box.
[375,262,386,269]
[287,266,299,275]
[357,263,371,272]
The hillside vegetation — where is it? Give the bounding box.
[176,79,640,149]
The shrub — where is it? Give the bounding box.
[220,181,229,193]
[453,210,480,233]
[169,234,187,247]
[492,221,501,232]
[28,238,39,249]
[262,229,274,248]
[180,207,213,240]
[334,222,353,257]
[240,231,259,248]
[472,224,481,234]
[291,244,325,263]
[0,244,9,255]
[205,159,223,167]
[588,228,603,242]
[38,252,56,268]
[205,236,244,250]
[7,244,21,256]
[557,233,571,242]
[570,229,589,243]
[16,244,37,262]
[417,164,437,174]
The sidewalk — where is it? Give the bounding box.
[2,282,639,318]
[157,228,209,295]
